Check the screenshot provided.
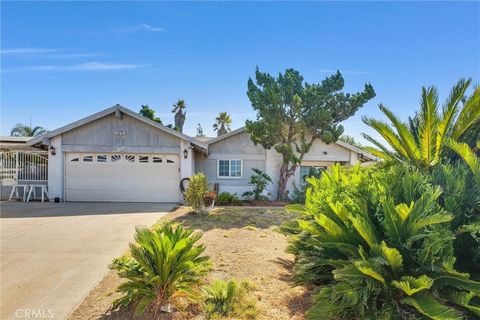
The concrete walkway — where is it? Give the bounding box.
[0,201,175,320]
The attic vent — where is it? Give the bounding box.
[115,109,123,120]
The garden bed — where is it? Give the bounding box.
[68,207,311,320]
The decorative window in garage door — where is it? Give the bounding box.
[83,155,93,162]
[97,155,107,162]
[152,156,162,163]
[139,155,149,163]
[125,155,135,163]
[111,154,121,162]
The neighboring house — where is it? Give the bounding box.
[26,105,375,202]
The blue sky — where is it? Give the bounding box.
[1,1,479,142]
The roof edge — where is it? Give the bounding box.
[27,104,208,149]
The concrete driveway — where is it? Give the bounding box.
[0,201,175,320]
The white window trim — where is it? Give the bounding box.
[217,159,243,179]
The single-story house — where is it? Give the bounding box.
[27,104,376,202]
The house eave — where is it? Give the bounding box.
[27,104,208,150]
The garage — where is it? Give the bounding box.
[65,153,180,202]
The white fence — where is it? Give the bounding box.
[0,151,48,185]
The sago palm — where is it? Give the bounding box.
[362,78,480,168]
[283,164,480,319]
[10,123,47,137]
[110,223,210,314]
[213,112,232,137]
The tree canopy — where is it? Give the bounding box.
[10,123,47,137]
[172,99,186,133]
[139,105,162,124]
[213,112,232,137]
[246,68,375,199]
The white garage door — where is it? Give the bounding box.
[65,153,180,202]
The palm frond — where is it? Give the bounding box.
[401,292,462,320]
[418,86,439,165]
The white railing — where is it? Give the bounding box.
[0,151,48,184]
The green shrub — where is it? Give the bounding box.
[282,164,480,319]
[110,223,211,314]
[185,173,209,213]
[216,192,243,206]
[290,167,325,204]
[242,168,272,200]
[203,279,257,319]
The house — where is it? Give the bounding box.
[26,104,375,202]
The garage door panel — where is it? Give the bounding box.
[65,153,180,202]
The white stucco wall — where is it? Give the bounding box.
[48,135,63,200]
[265,139,357,199]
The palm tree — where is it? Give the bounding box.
[171,99,186,133]
[10,123,47,137]
[213,112,232,137]
[362,78,480,168]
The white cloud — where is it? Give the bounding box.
[115,24,166,34]
[1,48,60,54]
[53,52,104,59]
[4,62,147,72]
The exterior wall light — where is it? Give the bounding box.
[49,146,56,155]
[183,148,188,159]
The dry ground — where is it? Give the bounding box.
[68,207,312,320]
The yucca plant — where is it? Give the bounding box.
[110,223,211,314]
[362,78,480,168]
[283,164,480,319]
[202,279,257,319]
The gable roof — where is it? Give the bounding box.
[206,126,377,161]
[27,104,208,149]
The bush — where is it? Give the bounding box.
[242,168,272,200]
[216,192,243,206]
[290,167,325,204]
[282,164,480,319]
[185,173,209,213]
[203,279,257,319]
[110,223,211,314]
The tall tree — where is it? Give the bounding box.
[139,105,162,124]
[213,112,232,137]
[10,123,47,137]
[362,78,480,168]
[172,99,186,133]
[196,123,206,138]
[246,68,375,200]
[338,134,363,148]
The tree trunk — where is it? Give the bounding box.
[277,162,289,200]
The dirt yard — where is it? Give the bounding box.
[68,207,312,320]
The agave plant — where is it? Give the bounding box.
[362,78,480,168]
[110,223,210,314]
[283,164,480,319]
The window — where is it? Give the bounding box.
[152,156,162,163]
[97,155,107,162]
[300,166,327,182]
[70,158,79,162]
[111,154,121,162]
[139,156,149,163]
[166,159,175,164]
[218,160,242,178]
[83,155,93,162]
[125,155,135,163]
